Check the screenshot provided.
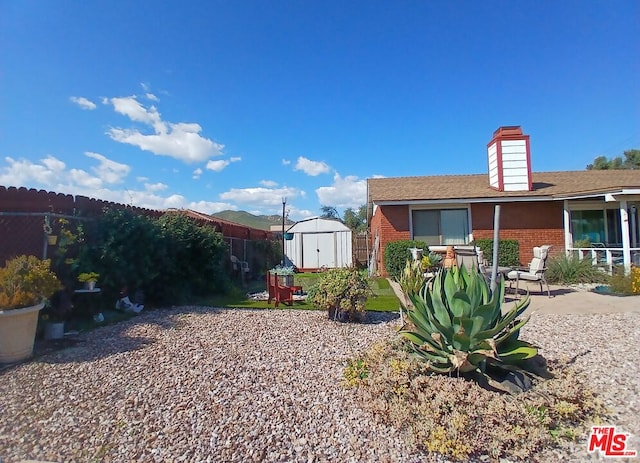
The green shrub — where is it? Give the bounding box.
[307,267,372,321]
[473,239,520,267]
[71,209,229,306]
[608,265,637,294]
[384,240,428,280]
[545,254,608,285]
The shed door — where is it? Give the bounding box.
[302,232,335,268]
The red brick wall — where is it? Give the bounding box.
[371,201,566,275]
[370,205,410,276]
[472,202,565,264]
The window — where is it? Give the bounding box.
[570,210,605,244]
[412,209,469,246]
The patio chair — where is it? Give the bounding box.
[507,245,552,298]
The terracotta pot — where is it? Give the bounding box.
[0,302,44,363]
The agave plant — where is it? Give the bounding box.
[399,265,537,388]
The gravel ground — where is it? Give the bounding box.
[0,307,639,463]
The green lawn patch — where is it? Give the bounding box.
[200,274,401,312]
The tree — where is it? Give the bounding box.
[587,149,640,170]
[320,205,339,220]
[343,205,367,232]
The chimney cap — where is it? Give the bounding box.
[493,126,523,137]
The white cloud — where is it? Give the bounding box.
[140,82,150,92]
[220,186,303,208]
[282,159,291,165]
[0,156,60,186]
[260,180,278,187]
[41,155,66,172]
[68,168,104,189]
[144,182,168,192]
[192,168,203,179]
[294,156,331,176]
[0,154,237,214]
[187,200,237,214]
[316,173,367,208]
[205,157,241,172]
[145,93,159,101]
[107,95,224,163]
[69,96,97,110]
[84,151,130,184]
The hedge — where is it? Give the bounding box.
[384,240,428,280]
[473,239,520,267]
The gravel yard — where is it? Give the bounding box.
[1,305,639,462]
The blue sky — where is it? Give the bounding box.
[1,1,638,220]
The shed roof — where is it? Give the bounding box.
[288,216,351,232]
[367,170,640,203]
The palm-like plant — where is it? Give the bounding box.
[399,265,537,389]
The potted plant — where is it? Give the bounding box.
[41,287,73,340]
[77,272,100,290]
[270,265,295,287]
[0,255,61,362]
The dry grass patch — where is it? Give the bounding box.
[344,338,607,462]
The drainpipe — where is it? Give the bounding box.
[490,205,501,294]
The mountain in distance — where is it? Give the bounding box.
[212,210,295,231]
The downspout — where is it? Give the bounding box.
[490,205,501,294]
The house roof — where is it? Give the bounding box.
[368,170,640,203]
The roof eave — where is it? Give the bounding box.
[372,196,556,206]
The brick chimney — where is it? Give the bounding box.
[486,126,532,191]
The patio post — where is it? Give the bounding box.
[619,200,631,274]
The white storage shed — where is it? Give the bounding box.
[284,217,353,270]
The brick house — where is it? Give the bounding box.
[367,126,640,276]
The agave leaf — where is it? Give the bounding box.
[462,315,488,341]
[399,331,431,346]
[494,316,531,346]
[406,302,436,334]
[451,350,477,373]
[410,345,450,364]
[430,271,447,314]
[467,351,493,366]
[498,339,538,363]
[425,306,455,340]
[474,300,501,329]
[449,291,471,318]
[476,306,522,339]
[452,331,471,352]
[443,270,459,307]
[425,289,453,330]
[511,293,531,318]
[431,332,446,349]
[427,362,455,373]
